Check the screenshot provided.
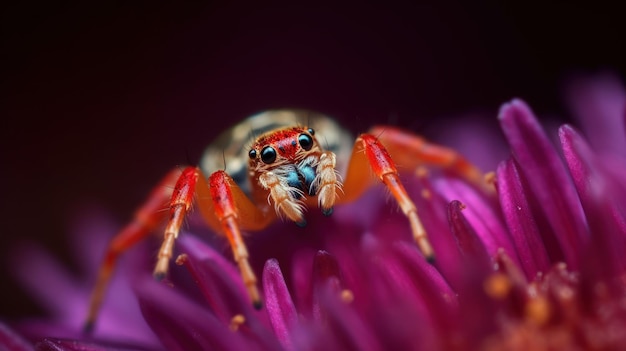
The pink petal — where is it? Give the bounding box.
[34,338,156,351]
[295,282,382,351]
[391,242,458,330]
[176,234,254,321]
[175,234,276,347]
[560,125,626,281]
[498,99,588,268]
[447,200,490,271]
[435,177,520,267]
[135,277,252,351]
[262,259,298,351]
[564,72,626,158]
[0,322,32,351]
[495,158,551,278]
[409,175,464,291]
[311,251,343,322]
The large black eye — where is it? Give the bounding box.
[298,133,313,151]
[261,146,277,164]
[248,149,257,159]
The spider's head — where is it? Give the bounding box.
[247,126,320,172]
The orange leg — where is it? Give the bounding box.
[340,134,435,261]
[195,170,276,309]
[86,165,278,332]
[84,168,183,332]
[369,125,487,190]
[340,128,487,262]
[152,167,199,279]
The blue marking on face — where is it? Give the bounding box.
[299,164,317,195]
[284,164,318,199]
[285,170,303,199]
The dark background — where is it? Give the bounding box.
[2,2,624,318]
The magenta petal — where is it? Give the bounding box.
[564,72,626,158]
[311,251,342,321]
[10,243,83,319]
[560,125,626,280]
[496,158,551,278]
[0,322,31,351]
[312,250,342,286]
[447,200,490,271]
[498,99,588,268]
[290,250,316,314]
[262,259,298,351]
[409,175,464,291]
[176,234,254,321]
[391,242,458,330]
[135,277,251,351]
[435,177,520,267]
[296,283,382,351]
[175,235,279,349]
[34,338,155,351]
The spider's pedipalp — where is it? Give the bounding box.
[315,151,341,215]
[259,171,307,226]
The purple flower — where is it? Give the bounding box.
[3,73,626,350]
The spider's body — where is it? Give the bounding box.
[200,111,351,211]
[85,110,487,331]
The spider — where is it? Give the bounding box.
[84,110,487,331]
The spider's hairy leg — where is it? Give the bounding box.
[85,168,182,333]
[153,167,199,280]
[197,170,275,309]
[370,126,490,192]
[341,134,435,262]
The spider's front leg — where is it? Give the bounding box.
[339,127,488,262]
[196,170,276,308]
[85,167,274,332]
[340,134,434,261]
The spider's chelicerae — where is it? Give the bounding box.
[85,110,487,331]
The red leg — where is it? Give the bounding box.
[369,126,488,191]
[340,127,489,261]
[341,134,435,261]
[152,167,199,279]
[85,168,183,332]
[195,170,276,308]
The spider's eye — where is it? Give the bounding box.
[261,146,277,164]
[298,133,313,151]
[248,149,257,159]
[307,128,315,136]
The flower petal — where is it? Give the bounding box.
[311,251,343,321]
[0,322,31,351]
[559,125,626,282]
[409,175,464,291]
[495,158,551,278]
[135,277,252,351]
[262,259,298,351]
[447,200,490,271]
[34,338,156,351]
[295,282,382,351]
[392,241,458,328]
[176,234,256,321]
[175,235,278,348]
[447,200,503,346]
[498,99,588,268]
[564,72,626,158]
[435,176,520,266]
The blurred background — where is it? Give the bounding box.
[2,2,624,318]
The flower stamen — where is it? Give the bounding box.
[229,314,246,332]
